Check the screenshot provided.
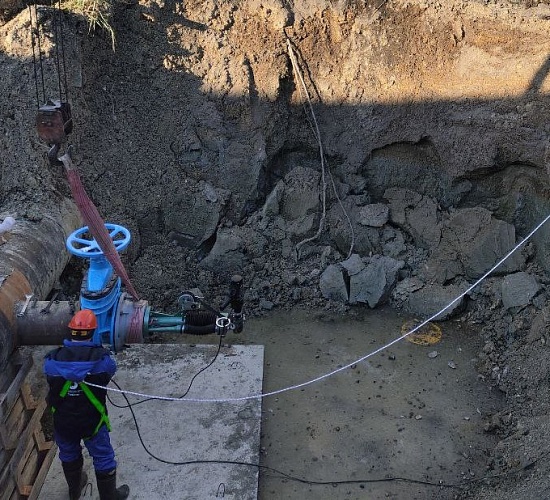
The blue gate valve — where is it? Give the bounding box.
[66,224,131,291]
[66,223,131,344]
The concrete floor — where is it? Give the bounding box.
[37,343,264,500]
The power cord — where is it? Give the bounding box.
[107,334,224,409]
[104,339,544,491]
[108,376,463,490]
[108,370,548,492]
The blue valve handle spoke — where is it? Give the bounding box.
[67,224,131,258]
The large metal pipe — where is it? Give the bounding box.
[16,300,74,346]
[0,200,81,369]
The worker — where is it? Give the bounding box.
[44,309,130,500]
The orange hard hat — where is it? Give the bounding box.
[68,309,97,330]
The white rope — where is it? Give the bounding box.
[87,212,550,404]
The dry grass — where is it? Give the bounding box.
[63,0,115,50]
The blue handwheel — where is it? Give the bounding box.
[66,223,131,258]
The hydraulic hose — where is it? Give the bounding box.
[185,310,217,326]
[182,323,217,335]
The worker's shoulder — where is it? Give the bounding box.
[52,344,112,362]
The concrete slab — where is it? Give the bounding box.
[38,343,264,500]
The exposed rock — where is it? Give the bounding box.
[340,253,364,276]
[262,180,284,217]
[423,207,525,284]
[348,255,404,307]
[3,2,550,498]
[319,264,348,302]
[501,272,540,310]
[199,227,245,273]
[358,203,389,227]
[280,166,321,220]
[163,180,231,249]
[362,141,454,205]
[384,188,441,249]
[403,282,466,320]
[327,197,380,256]
[200,226,267,274]
[322,253,403,307]
[380,227,408,259]
[527,305,550,344]
[285,213,318,240]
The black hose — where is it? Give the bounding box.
[182,323,217,335]
[186,309,217,326]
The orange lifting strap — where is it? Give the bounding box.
[36,100,73,144]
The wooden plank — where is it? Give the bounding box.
[0,364,17,394]
[20,383,38,411]
[33,428,54,453]
[7,399,46,482]
[0,353,55,500]
[0,465,16,500]
[0,355,33,421]
[17,445,39,496]
[14,430,57,498]
[0,445,14,472]
[0,397,31,450]
[27,445,57,500]
[26,445,57,500]
[0,399,55,500]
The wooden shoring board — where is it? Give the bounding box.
[0,398,54,500]
[0,388,37,450]
[0,354,34,422]
[0,458,17,500]
[0,355,33,423]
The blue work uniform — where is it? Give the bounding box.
[44,339,117,472]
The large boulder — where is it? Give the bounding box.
[384,188,441,249]
[200,226,267,274]
[501,272,540,310]
[422,207,525,284]
[163,180,230,249]
[393,280,466,320]
[320,253,403,307]
[327,196,380,256]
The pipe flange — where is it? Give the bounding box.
[112,292,147,352]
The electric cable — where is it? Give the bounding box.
[110,376,549,491]
[28,0,69,106]
[107,334,224,409]
[108,379,463,490]
[52,0,63,101]
[97,198,550,495]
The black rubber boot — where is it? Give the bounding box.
[95,468,130,500]
[61,457,88,500]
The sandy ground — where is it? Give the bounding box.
[218,306,502,499]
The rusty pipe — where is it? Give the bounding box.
[0,200,81,369]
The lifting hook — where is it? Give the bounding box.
[36,99,73,168]
[47,143,73,168]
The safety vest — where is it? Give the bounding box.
[52,380,111,438]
